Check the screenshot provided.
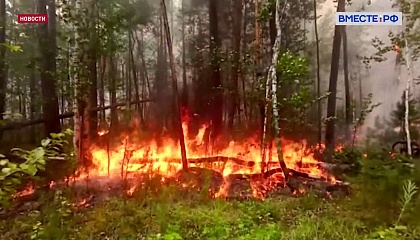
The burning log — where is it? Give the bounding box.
[128,156,335,179]
[3,159,350,217]
[7,127,352,210]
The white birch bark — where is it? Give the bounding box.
[401,2,418,156]
[267,0,289,179]
[260,64,272,172]
[261,0,288,171]
[73,0,82,161]
[404,37,412,155]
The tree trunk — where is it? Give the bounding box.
[38,0,61,137]
[109,55,118,131]
[135,30,151,97]
[342,26,351,139]
[313,0,321,144]
[266,0,290,183]
[161,0,188,171]
[268,0,276,48]
[404,38,412,156]
[134,32,148,126]
[99,55,106,122]
[29,24,37,143]
[228,0,242,129]
[73,0,90,165]
[155,15,166,132]
[88,0,98,139]
[241,0,248,122]
[129,31,142,120]
[21,79,27,120]
[181,0,188,107]
[209,0,223,139]
[325,0,344,157]
[0,0,6,140]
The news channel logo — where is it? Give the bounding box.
[336,12,402,26]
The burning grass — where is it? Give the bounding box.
[68,119,347,200]
[11,118,348,204]
[2,147,420,239]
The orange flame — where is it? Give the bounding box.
[13,117,335,200]
[79,117,334,198]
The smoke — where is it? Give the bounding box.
[163,0,417,141]
[354,0,406,137]
[317,0,415,141]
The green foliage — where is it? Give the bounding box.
[390,93,420,140]
[367,0,420,64]
[367,93,420,145]
[348,152,419,226]
[397,180,418,223]
[391,94,420,126]
[274,51,313,132]
[332,148,363,175]
[30,191,73,240]
[258,0,314,53]
[0,129,73,208]
[1,151,420,240]
[1,43,23,53]
[367,180,418,239]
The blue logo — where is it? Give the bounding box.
[336,12,402,26]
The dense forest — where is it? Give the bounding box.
[0,0,420,239]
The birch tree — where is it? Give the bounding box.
[261,0,290,180]
[403,37,412,156]
[397,1,419,156]
[370,1,420,155]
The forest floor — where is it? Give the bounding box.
[1,153,420,240]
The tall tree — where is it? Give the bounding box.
[0,0,6,140]
[342,26,351,139]
[209,0,223,139]
[267,0,290,182]
[87,0,98,139]
[180,0,188,107]
[161,0,188,171]
[325,0,345,157]
[38,0,61,136]
[404,38,413,156]
[313,0,321,144]
[227,0,242,129]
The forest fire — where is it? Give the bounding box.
[10,118,346,205]
[74,117,339,199]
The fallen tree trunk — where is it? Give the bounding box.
[0,99,154,131]
[129,156,335,172]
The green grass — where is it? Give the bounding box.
[0,185,418,240]
[1,153,420,240]
[0,193,367,240]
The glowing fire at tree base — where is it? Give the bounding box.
[67,120,344,200]
[12,121,348,204]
